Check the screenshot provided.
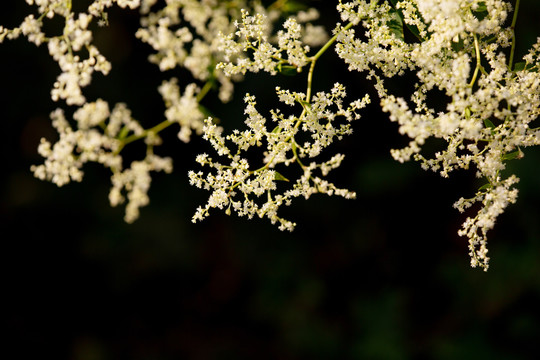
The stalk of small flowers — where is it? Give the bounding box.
[3,0,538,271]
[29,99,175,223]
[133,0,291,143]
[215,7,329,77]
[1,0,182,222]
[1,0,286,222]
[134,0,257,103]
[8,1,146,105]
[189,86,368,231]
[189,9,370,230]
[336,0,540,270]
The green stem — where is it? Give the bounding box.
[306,58,316,103]
[291,139,305,169]
[469,34,481,87]
[116,119,174,154]
[197,81,213,102]
[306,22,354,102]
[249,20,357,175]
[250,113,304,174]
[117,80,214,152]
[508,0,521,71]
[310,22,354,63]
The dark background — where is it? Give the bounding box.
[1,1,539,359]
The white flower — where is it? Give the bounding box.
[190,84,366,230]
[337,0,540,270]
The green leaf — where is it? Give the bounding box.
[513,62,526,72]
[276,63,298,76]
[404,24,424,42]
[388,8,404,41]
[474,1,487,12]
[483,118,495,129]
[118,125,130,139]
[502,149,523,161]
[282,0,307,13]
[271,126,281,134]
[274,171,290,182]
[389,0,426,41]
[471,1,488,20]
[478,183,492,191]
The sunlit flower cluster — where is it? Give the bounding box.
[2,0,538,270]
[336,0,540,270]
[1,0,286,222]
[216,7,328,76]
[30,100,173,222]
[189,84,369,231]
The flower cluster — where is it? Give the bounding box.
[0,0,174,222]
[2,0,538,270]
[109,154,173,223]
[336,0,540,270]
[31,101,124,187]
[158,78,205,143]
[135,0,258,102]
[2,0,291,222]
[30,100,173,222]
[189,84,369,231]
[216,7,328,76]
[0,1,149,105]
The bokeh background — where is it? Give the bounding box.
[1,1,539,359]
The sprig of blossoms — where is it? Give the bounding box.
[189,84,369,231]
[3,0,173,222]
[215,8,328,76]
[158,79,205,143]
[135,0,281,102]
[31,101,124,187]
[336,0,540,270]
[3,0,273,221]
[453,175,519,268]
[30,100,172,222]
[3,0,538,271]
[109,153,173,223]
[335,0,415,78]
[0,1,144,105]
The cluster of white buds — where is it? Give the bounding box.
[158,79,205,143]
[1,2,116,105]
[30,100,172,222]
[336,0,540,270]
[2,0,288,222]
[31,101,124,187]
[2,0,538,270]
[189,83,369,231]
[216,8,327,77]
[109,154,173,223]
[135,0,282,102]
